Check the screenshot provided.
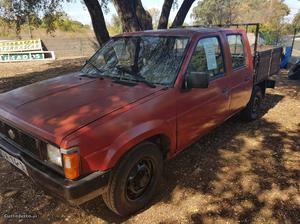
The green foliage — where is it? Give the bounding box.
[107,14,122,35]
[0,0,63,36]
[259,22,295,45]
[191,0,291,45]
[191,0,290,26]
[0,17,11,36]
[41,14,91,33]
[0,11,90,36]
[57,19,90,32]
[41,12,64,33]
[191,0,240,25]
[293,11,300,29]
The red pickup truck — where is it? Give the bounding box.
[0,26,281,216]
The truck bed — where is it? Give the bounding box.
[254,47,282,84]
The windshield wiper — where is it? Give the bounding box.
[133,76,156,88]
[85,60,105,74]
[115,65,156,88]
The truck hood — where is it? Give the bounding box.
[0,72,163,145]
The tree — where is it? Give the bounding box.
[84,0,110,46]
[191,0,290,44]
[293,11,300,28]
[191,0,240,25]
[263,0,290,44]
[112,0,152,32]
[191,0,289,26]
[86,0,195,45]
[44,15,90,32]
[172,0,196,27]
[158,0,174,29]
[0,0,62,38]
[1,0,196,46]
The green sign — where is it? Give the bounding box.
[0,53,45,62]
[0,39,42,52]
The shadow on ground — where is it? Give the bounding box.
[0,58,85,93]
[78,92,299,223]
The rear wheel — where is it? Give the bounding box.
[102,141,163,216]
[240,86,262,121]
[288,64,300,80]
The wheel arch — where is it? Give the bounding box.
[87,120,175,171]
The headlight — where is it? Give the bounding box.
[47,144,62,167]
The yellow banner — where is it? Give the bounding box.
[0,39,42,52]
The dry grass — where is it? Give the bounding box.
[0,58,86,93]
[0,60,299,224]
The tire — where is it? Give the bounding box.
[240,86,263,122]
[102,141,163,216]
[288,64,300,80]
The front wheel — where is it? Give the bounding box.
[240,86,263,121]
[102,141,163,216]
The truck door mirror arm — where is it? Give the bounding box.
[184,72,210,89]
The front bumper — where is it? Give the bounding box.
[0,136,111,205]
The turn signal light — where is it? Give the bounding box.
[63,153,80,180]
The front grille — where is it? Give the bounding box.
[0,120,46,159]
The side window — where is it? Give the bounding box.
[226,34,246,69]
[187,37,225,79]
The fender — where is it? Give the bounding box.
[84,119,176,171]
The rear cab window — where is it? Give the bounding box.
[187,36,225,80]
[226,34,247,69]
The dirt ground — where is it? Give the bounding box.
[0,59,299,224]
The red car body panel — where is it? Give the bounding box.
[0,73,165,146]
[223,30,254,113]
[0,28,254,176]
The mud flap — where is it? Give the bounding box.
[266,79,276,89]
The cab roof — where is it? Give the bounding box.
[117,27,239,38]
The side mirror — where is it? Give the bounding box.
[185,72,209,89]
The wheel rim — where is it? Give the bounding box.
[126,159,154,201]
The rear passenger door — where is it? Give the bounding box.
[226,34,253,113]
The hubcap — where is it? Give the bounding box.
[126,159,153,200]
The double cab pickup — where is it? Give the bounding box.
[0,27,281,216]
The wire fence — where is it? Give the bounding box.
[41,37,99,58]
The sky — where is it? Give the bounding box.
[62,0,300,26]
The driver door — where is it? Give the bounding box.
[177,36,231,150]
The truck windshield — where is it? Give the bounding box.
[81,36,189,86]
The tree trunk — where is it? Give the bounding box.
[135,0,153,30]
[84,0,110,46]
[15,15,22,39]
[158,0,174,29]
[113,0,152,32]
[171,0,195,28]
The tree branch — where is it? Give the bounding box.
[158,0,174,29]
[84,0,110,46]
[172,0,195,27]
